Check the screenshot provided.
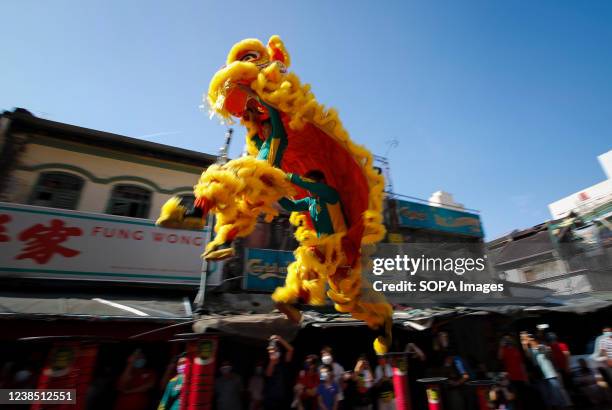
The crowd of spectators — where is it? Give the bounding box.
[1,326,610,410]
[212,326,612,410]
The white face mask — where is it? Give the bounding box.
[320,371,330,381]
[321,355,332,365]
[270,351,281,360]
[15,370,32,383]
[604,331,612,337]
[133,358,146,369]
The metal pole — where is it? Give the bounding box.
[194,128,233,313]
[218,128,233,164]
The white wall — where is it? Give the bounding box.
[599,150,612,179]
[548,150,612,219]
[548,180,612,219]
[428,191,464,209]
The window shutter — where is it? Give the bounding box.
[107,185,152,218]
[30,172,84,210]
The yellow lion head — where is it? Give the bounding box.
[207,35,290,121]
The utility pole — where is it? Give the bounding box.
[194,128,233,313]
[217,128,233,165]
[374,139,401,243]
[374,155,395,197]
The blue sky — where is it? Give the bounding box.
[2,1,611,239]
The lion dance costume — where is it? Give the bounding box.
[158,35,393,354]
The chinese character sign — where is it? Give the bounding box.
[0,202,209,285]
[17,219,83,264]
[0,214,11,242]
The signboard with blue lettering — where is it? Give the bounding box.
[243,248,294,291]
[396,200,483,238]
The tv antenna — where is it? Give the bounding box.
[374,139,398,196]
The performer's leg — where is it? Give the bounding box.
[272,262,307,323]
[203,226,239,261]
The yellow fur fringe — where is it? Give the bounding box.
[194,156,295,253]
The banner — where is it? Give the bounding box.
[0,202,208,285]
[395,200,483,238]
[243,248,293,291]
[32,342,98,410]
[183,337,217,410]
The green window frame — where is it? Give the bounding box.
[28,171,84,210]
[106,184,152,219]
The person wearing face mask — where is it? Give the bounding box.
[297,355,320,409]
[317,364,340,410]
[591,326,612,388]
[248,360,265,410]
[158,356,187,410]
[264,334,294,410]
[215,360,243,410]
[114,349,157,410]
[319,346,344,401]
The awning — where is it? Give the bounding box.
[0,292,193,321]
[523,293,612,314]
[193,313,299,341]
[193,293,612,337]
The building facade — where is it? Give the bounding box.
[487,217,612,297]
[488,150,612,296]
[0,108,215,218]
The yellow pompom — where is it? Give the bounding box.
[374,336,390,355]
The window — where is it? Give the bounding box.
[107,185,151,218]
[29,172,84,210]
[178,194,195,210]
[523,268,537,282]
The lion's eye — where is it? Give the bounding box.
[239,51,260,62]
